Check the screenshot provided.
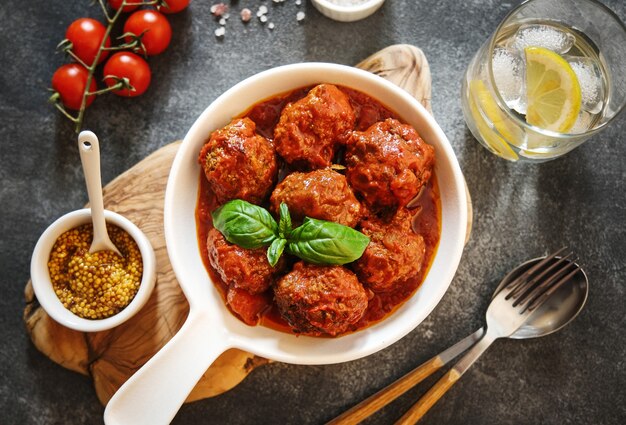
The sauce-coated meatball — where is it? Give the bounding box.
[199,118,278,204]
[274,262,368,336]
[274,84,356,169]
[346,118,434,211]
[270,168,362,227]
[227,286,271,326]
[353,209,426,293]
[207,229,282,295]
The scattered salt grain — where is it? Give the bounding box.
[211,3,228,17]
[213,2,306,37]
[241,8,252,22]
[214,26,226,37]
[257,6,268,17]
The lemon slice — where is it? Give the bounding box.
[524,46,581,132]
[468,80,519,161]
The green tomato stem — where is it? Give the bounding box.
[101,42,139,52]
[96,0,112,22]
[87,82,126,96]
[52,99,79,123]
[65,50,90,69]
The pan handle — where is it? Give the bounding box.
[104,310,229,425]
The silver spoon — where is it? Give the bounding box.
[328,249,588,425]
[77,131,122,256]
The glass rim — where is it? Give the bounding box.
[487,0,626,139]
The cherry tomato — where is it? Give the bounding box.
[103,52,151,97]
[65,18,111,66]
[123,10,172,56]
[107,0,139,13]
[158,0,190,14]
[51,64,97,110]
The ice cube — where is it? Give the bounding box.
[569,110,594,134]
[513,24,575,55]
[492,46,525,112]
[567,57,605,114]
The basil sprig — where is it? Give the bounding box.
[211,200,370,267]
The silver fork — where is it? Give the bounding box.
[393,248,582,425]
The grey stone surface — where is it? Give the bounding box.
[1,0,625,424]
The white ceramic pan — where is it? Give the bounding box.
[104,63,468,425]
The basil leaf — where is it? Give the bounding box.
[286,217,370,265]
[267,238,287,267]
[212,200,278,249]
[278,202,292,239]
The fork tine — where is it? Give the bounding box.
[509,251,575,301]
[523,263,582,312]
[505,247,568,296]
[504,247,567,300]
[513,259,577,307]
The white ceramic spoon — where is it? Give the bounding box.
[77,131,122,256]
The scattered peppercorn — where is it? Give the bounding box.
[210,3,228,17]
[240,8,252,23]
[47,223,143,320]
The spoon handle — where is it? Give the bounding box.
[394,331,497,425]
[326,328,484,425]
[78,131,120,255]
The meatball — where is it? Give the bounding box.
[353,209,426,293]
[274,262,368,336]
[345,118,435,211]
[270,168,362,227]
[207,228,282,295]
[274,84,356,169]
[226,286,271,326]
[199,118,278,204]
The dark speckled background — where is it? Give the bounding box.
[1,1,625,424]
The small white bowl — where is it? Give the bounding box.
[311,0,385,22]
[30,208,156,332]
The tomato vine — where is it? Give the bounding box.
[49,0,188,132]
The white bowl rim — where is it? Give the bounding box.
[312,0,385,13]
[30,208,157,332]
[164,62,467,365]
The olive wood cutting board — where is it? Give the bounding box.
[23,44,473,406]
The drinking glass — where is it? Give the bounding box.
[461,0,626,162]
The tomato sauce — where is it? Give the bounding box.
[196,84,441,335]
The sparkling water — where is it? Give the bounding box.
[491,21,608,134]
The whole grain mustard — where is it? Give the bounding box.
[48,223,143,320]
